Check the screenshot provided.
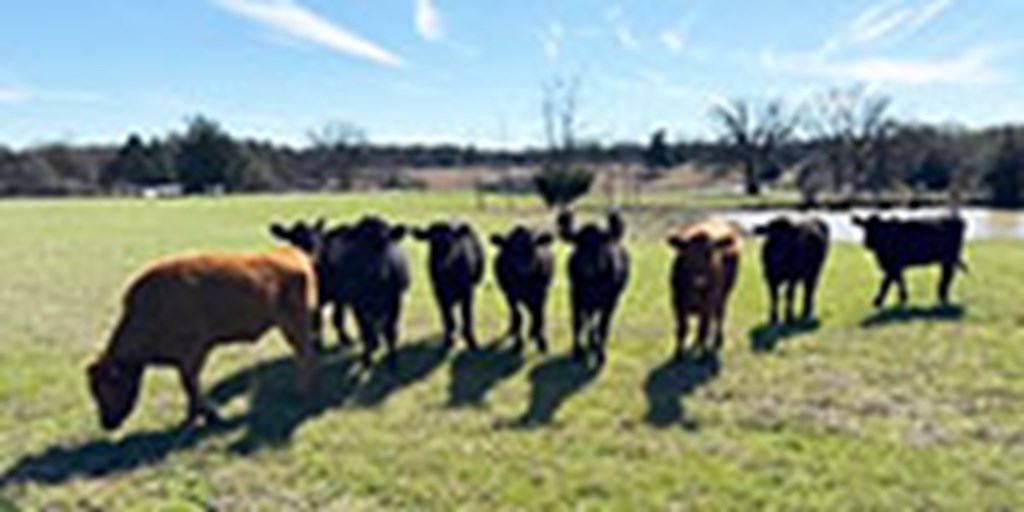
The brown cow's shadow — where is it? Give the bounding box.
[860,303,966,328]
[643,351,720,429]
[0,336,449,486]
[749,318,821,353]
[500,353,601,429]
[447,340,524,408]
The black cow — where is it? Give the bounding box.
[413,221,485,349]
[490,226,554,353]
[753,217,830,324]
[270,219,354,348]
[557,210,629,364]
[326,215,410,365]
[852,214,967,308]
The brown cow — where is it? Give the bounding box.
[667,219,742,358]
[86,246,319,431]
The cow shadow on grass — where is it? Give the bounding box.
[860,303,966,328]
[501,353,601,429]
[447,340,525,408]
[749,318,821,353]
[643,351,721,430]
[0,336,449,487]
[350,336,451,408]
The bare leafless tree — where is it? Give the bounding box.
[535,75,595,208]
[807,85,895,195]
[306,121,367,190]
[542,76,582,165]
[710,97,799,195]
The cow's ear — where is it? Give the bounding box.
[313,218,326,232]
[667,234,687,251]
[852,216,867,227]
[390,225,408,242]
[269,223,289,240]
[455,224,472,237]
[536,232,554,246]
[412,227,431,241]
[714,237,736,250]
[88,359,118,381]
[556,210,576,243]
[752,224,769,236]
[608,210,625,241]
[490,234,506,247]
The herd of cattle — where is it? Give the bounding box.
[86,210,968,431]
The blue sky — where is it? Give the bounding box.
[1,0,1023,148]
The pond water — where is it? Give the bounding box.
[717,207,1024,242]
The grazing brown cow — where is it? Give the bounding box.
[86,247,319,431]
[667,219,742,358]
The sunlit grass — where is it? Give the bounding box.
[0,192,1022,509]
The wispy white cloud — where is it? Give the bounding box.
[0,86,30,104]
[759,0,1017,87]
[762,44,1007,86]
[605,5,640,51]
[821,0,956,55]
[414,0,444,42]
[660,29,686,54]
[212,0,404,67]
[540,20,564,61]
[0,85,107,106]
[614,25,640,51]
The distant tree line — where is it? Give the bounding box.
[1,99,1023,207]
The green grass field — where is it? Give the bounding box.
[1,192,1023,510]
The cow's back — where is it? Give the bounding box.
[875,216,965,269]
[112,248,315,361]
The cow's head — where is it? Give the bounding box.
[752,217,800,246]
[86,358,144,431]
[852,214,887,250]
[492,226,552,272]
[557,209,625,249]
[350,215,407,249]
[269,218,326,255]
[414,222,473,256]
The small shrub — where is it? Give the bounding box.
[533,165,594,208]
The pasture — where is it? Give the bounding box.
[1,192,1023,510]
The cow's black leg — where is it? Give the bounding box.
[896,272,909,305]
[332,302,352,348]
[802,276,819,320]
[383,299,402,361]
[355,310,378,367]
[783,280,797,324]
[595,304,617,366]
[571,301,586,360]
[767,282,780,325]
[310,308,325,352]
[938,263,956,305]
[438,296,456,348]
[505,296,523,350]
[873,275,893,308]
[528,298,548,354]
[460,292,478,350]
